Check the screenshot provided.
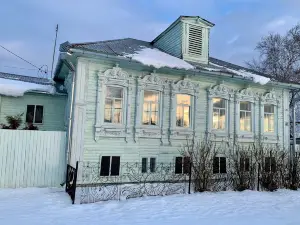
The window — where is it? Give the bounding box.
[143,91,159,125]
[104,87,123,124]
[141,157,156,173]
[240,102,252,132]
[212,98,226,130]
[264,157,276,172]
[176,94,191,128]
[26,105,43,123]
[175,157,190,174]
[240,157,250,172]
[213,157,227,174]
[264,104,275,132]
[100,156,120,176]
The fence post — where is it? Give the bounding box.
[72,161,79,204]
[188,161,192,194]
[257,163,260,191]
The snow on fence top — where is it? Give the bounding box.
[123,47,195,70]
[0,78,55,97]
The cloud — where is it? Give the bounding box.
[227,35,240,45]
[265,16,300,34]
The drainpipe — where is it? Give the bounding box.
[66,70,76,166]
[292,101,296,165]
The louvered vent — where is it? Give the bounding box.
[188,25,203,56]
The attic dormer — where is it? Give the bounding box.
[152,16,215,65]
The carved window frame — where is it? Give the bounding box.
[95,66,133,140]
[135,73,165,140]
[260,90,280,143]
[235,87,259,139]
[170,79,200,141]
[207,84,234,137]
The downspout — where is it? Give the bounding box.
[67,70,76,165]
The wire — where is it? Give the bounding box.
[0,44,48,74]
[2,65,38,71]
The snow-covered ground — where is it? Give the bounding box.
[1,188,300,225]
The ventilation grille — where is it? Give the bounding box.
[188,25,203,56]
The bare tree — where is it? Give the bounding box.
[248,24,300,83]
[179,136,220,192]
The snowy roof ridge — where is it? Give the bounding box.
[0,72,54,85]
[60,38,272,85]
[0,72,56,97]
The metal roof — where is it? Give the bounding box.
[0,72,54,85]
[62,38,269,79]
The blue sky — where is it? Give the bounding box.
[0,0,299,78]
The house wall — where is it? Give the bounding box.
[0,93,67,131]
[153,21,183,58]
[69,58,291,169]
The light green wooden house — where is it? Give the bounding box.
[54,15,300,178]
[0,72,67,131]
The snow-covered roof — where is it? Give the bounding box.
[60,38,271,85]
[0,72,56,97]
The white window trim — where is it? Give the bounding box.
[26,104,44,125]
[176,94,192,128]
[260,90,280,143]
[135,73,165,141]
[104,86,124,124]
[235,87,258,142]
[170,78,200,141]
[212,98,227,130]
[207,83,234,137]
[95,65,133,141]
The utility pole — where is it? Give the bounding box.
[51,24,59,79]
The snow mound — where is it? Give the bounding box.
[209,63,270,85]
[1,188,300,225]
[124,47,195,70]
[0,78,55,97]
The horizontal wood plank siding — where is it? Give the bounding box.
[153,22,183,58]
[0,93,67,131]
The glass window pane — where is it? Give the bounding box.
[150,112,158,125]
[175,157,183,174]
[26,105,35,123]
[151,103,158,113]
[240,111,245,130]
[144,91,158,102]
[213,98,225,108]
[106,87,123,98]
[264,104,274,113]
[150,158,156,172]
[240,102,251,111]
[34,105,43,123]
[183,106,190,127]
[213,157,219,174]
[110,156,120,176]
[219,109,226,129]
[142,158,147,173]
[104,99,112,123]
[176,106,183,127]
[113,108,122,123]
[177,94,191,105]
[213,109,219,129]
[100,156,110,176]
[220,157,227,173]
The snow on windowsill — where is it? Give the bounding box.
[123,47,195,70]
[0,78,55,97]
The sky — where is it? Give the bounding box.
[0,0,299,78]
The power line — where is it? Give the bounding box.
[0,44,47,74]
[2,65,38,71]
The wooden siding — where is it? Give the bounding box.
[153,22,183,58]
[74,60,290,167]
[0,130,67,188]
[0,93,67,131]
